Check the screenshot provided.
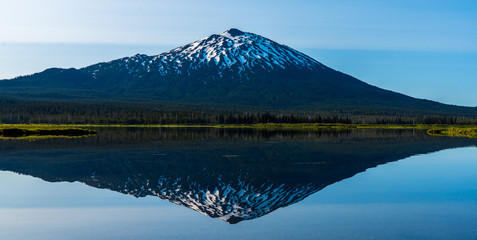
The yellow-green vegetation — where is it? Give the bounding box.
[117,123,475,132]
[200,123,476,130]
[0,124,97,140]
[427,128,477,138]
[8,123,466,130]
[1,123,476,139]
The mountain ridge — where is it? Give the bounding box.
[0,28,475,115]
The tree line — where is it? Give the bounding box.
[0,99,476,125]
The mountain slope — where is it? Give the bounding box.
[0,28,475,114]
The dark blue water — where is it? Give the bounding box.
[0,128,476,239]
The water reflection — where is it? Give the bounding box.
[0,127,475,224]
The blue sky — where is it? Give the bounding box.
[1,0,476,106]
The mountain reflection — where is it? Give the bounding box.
[0,127,475,224]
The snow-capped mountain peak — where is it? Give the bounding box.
[88,28,326,81]
[153,28,324,74]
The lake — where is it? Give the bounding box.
[0,127,476,240]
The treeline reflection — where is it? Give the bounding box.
[0,127,475,223]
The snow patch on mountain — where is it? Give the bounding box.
[86,28,325,81]
[152,28,324,75]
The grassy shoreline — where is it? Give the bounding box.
[0,123,477,129]
[1,123,477,129]
[1,123,476,138]
[0,125,97,140]
[427,128,477,138]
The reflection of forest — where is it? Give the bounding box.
[0,128,476,223]
[0,127,448,147]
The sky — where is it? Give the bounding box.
[1,0,476,106]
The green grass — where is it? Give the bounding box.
[427,128,477,138]
[0,124,97,140]
[1,123,476,139]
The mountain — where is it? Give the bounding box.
[0,128,476,223]
[0,28,475,114]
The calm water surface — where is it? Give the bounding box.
[0,128,476,240]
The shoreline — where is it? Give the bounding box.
[1,123,476,138]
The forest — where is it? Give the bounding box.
[1,99,476,125]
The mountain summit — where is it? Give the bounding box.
[0,29,474,114]
[84,28,325,82]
